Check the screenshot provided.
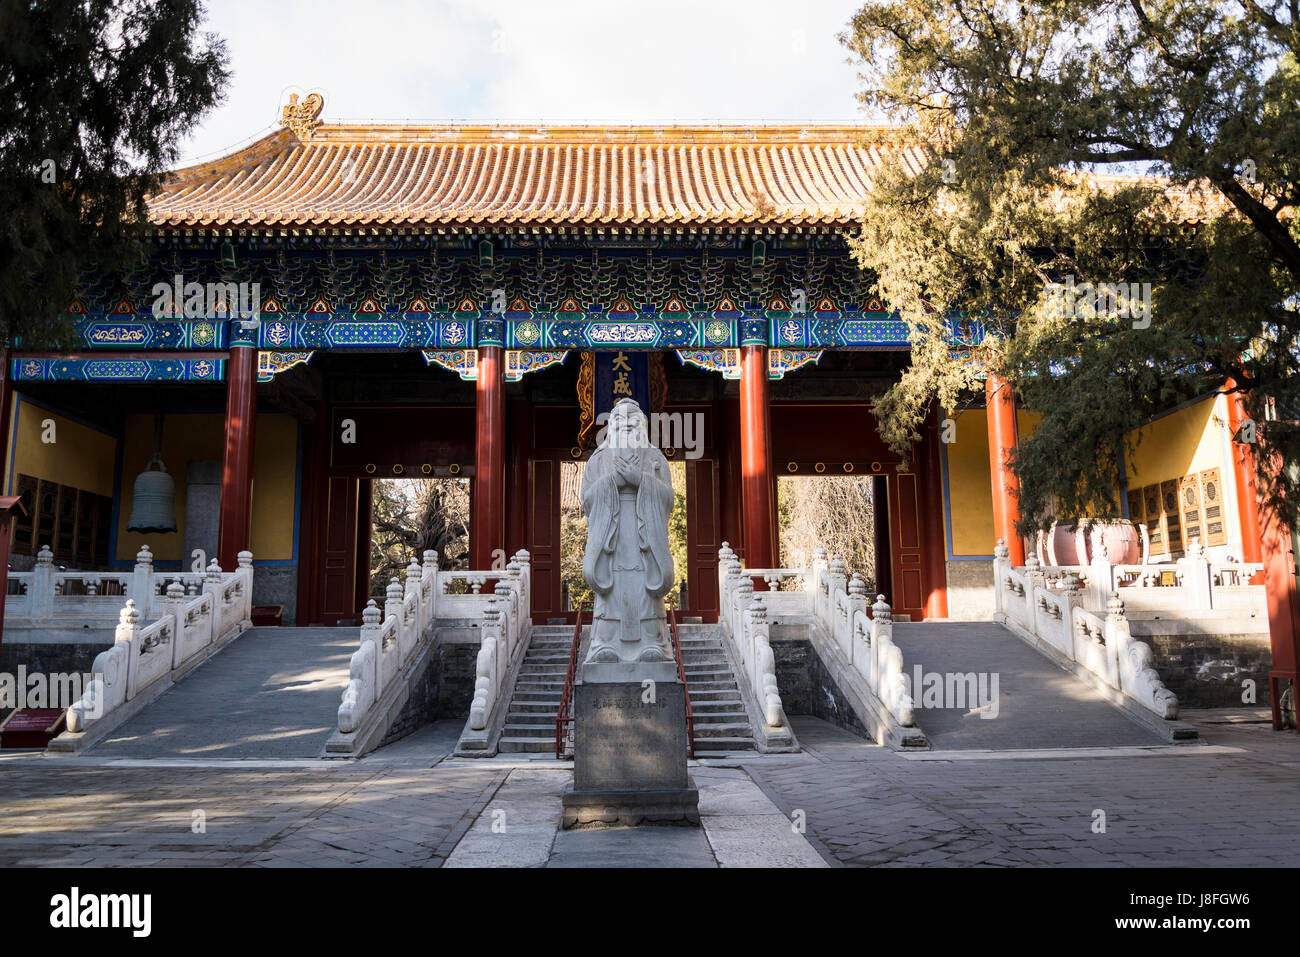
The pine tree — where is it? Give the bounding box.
[0,0,230,346]
[841,0,1299,528]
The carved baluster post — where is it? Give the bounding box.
[361,599,382,696]
[131,545,154,616]
[384,577,404,649]
[870,595,892,690]
[200,556,223,631]
[405,559,423,640]
[992,540,1010,617]
[164,581,187,668]
[1024,552,1045,624]
[237,550,254,625]
[32,544,54,619]
[847,573,868,667]
[117,600,143,699]
[736,575,755,666]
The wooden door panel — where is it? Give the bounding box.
[889,472,925,620]
[686,457,720,621]
[528,456,562,621]
[320,476,359,624]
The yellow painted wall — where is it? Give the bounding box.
[7,396,118,497]
[1125,395,1225,490]
[116,412,298,562]
[943,396,1228,558]
[943,407,1044,556]
[945,408,995,555]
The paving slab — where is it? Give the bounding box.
[91,627,356,759]
[890,621,1164,750]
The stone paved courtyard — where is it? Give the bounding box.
[0,711,1296,867]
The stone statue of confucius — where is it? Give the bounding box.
[581,398,675,664]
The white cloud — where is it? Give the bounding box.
[178,0,868,164]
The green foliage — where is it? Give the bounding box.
[0,0,229,346]
[841,0,1300,529]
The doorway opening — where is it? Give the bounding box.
[369,477,471,600]
[557,458,690,612]
[777,475,880,592]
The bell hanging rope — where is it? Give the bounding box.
[126,405,177,534]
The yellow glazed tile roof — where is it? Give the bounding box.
[146,95,1231,229]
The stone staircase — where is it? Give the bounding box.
[499,625,574,753]
[677,624,755,752]
[497,622,758,754]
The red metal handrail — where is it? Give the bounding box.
[669,606,696,758]
[554,605,587,759]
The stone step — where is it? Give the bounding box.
[690,703,748,716]
[509,701,561,713]
[691,722,754,738]
[505,713,557,726]
[498,736,558,753]
[692,712,749,725]
[692,736,756,751]
[512,691,564,702]
[684,682,740,693]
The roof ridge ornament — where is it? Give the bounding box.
[280,91,324,140]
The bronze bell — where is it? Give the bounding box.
[126,455,177,533]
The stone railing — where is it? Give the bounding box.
[1031,537,1263,615]
[338,549,532,745]
[806,548,914,727]
[993,540,1179,720]
[468,553,531,732]
[717,551,789,732]
[6,544,253,625]
[62,552,254,735]
[716,543,917,746]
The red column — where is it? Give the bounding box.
[986,371,1025,565]
[922,405,950,619]
[1259,454,1300,730]
[1224,381,1264,567]
[218,345,257,570]
[739,345,775,571]
[472,345,505,571]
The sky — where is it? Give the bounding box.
[176,0,871,165]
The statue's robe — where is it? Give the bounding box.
[581,443,675,655]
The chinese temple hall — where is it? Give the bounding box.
[2,93,1295,756]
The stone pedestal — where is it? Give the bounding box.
[562,670,700,828]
